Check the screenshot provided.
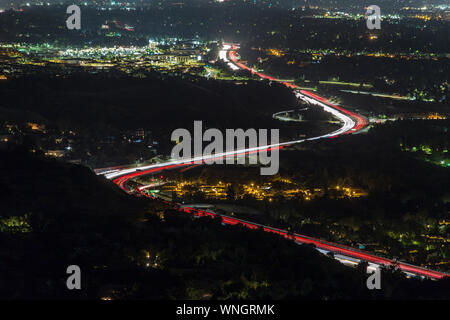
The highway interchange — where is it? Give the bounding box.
[99,44,448,281]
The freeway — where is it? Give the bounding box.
[133,186,448,280]
[101,44,447,280]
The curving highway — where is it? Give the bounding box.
[99,44,448,280]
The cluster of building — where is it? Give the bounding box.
[0,121,159,168]
[0,39,210,79]
[158,179,368,202]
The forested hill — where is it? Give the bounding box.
[1,148,449,299]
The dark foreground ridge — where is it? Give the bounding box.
[1,148,449,299]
